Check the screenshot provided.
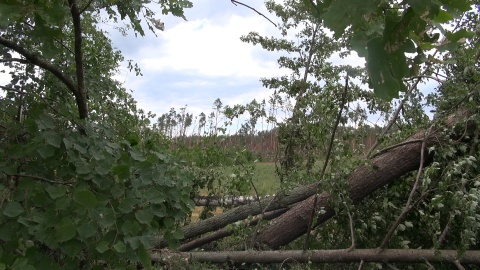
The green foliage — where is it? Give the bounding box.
[305,0,475,100]
[0,119,193,268]
[0,0,194,268]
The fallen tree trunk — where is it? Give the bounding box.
[254,128,436,249]
[193,195,273,207]
[157,111,470,250]
[156,182,316,248]
[152,249,480,264]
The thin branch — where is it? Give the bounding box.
[231,0,277,27]
[0,58,30,64]
[371,139,425,158]
[304,73,350,250]
[358,260,365,270]
[79,0,95,14]
[404,75,445,83]
[346,203,356,251]
[366,65,433,158]
[378,127,432,250]
[7,174,75,186]
[453,259,465,270]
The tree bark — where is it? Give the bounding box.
[151,249,480,264]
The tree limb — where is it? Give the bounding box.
[0,36,78,97]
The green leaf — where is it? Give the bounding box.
[55,218,77,243]
[3,202,24,217]
[46,133,63,148]
[37,145,55,158]
[137,245,152,270]
[135,208,154,225]
[173,228,184,239]
[73,189,97,209]
[62,239,83,257]
[113,241,126,253]
[77,222,97,238]
[118,198,136,214]
[96,241,109,253]
[434,9,454,23]
[46,185,68,199]
[121,220,141,235]
[113,164,130,180]
[366,37,401,100]
[11,258,35,270]
[130,149,146,161]
[94,207,116,228]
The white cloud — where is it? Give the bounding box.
[139,15,286,79]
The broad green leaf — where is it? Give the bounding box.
[173,228,184,240]
[3,202,24,217]
[434,9,454,23]
[130,149,146,161]
[46,185,68,199]
[77,222,97,238]
[96,241,109,253]
[37,145,55,158]
[46,133,62,148]
[55,218,77,243]
[113,164,130,180]
[113,241,126,253]
[36,113,56,129]
[366,37,401,100]
[137,245,152,270]
[73,189,97,209]
[11,258,35,270]
[121,220,141,235]
[94,207,116,228]
[62,239,83,257]
[135,207,154,225]
[118,198,136,213]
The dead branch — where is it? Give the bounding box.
[230,0,277,27]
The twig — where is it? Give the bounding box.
[371,139,425,158]
[366,64,434,158]
[230,0,277,27]
[346,203,356,251]
[304,73,349,250]
[357,259,364,270]
[424,258,435,269]
[404,75,444,83]
[0,58,29,64]
[79,0,94,14]
[7,174,75,186]
[453,259,465,270]
[378,127,432,251]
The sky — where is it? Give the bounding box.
[104,0,369,122]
